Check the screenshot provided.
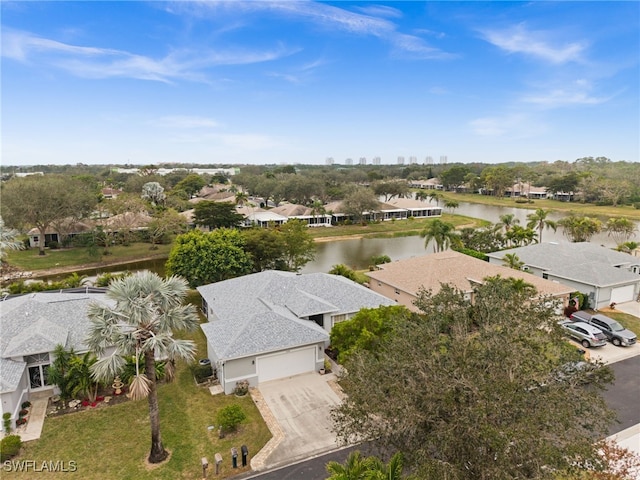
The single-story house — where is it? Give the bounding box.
[382,198,443,219]
[197,271,395,393]
[366,251,574,312]
[486,242,640,309]
[270,204,332,227]
[0,289,111,428]
[408,178,443,190]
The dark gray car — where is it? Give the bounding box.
[570,311,637,347]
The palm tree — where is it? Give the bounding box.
[47,345,76,408]
[235,191,249,207]
[310,200,326,226]
[69,352,99,402]
[420,219,458,253]
[428,192,442,206]
[502,253,524,270]
[325,451,369,480]
[366,452,411,480]
[444,199,459,213]
[498,213,519,233]
[526,208,557,243]
[415,191,429,202]
[86,271,199,464]
[0,216,23,260]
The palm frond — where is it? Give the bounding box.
[90,353,126,383]
[129,373,151,401]
[166,339,197,363]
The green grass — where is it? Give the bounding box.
[309,213,488,240]
[436,192,640,221]
[9,312,271,480]
[5,243,174,272]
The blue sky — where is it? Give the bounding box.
[2,1,638,166]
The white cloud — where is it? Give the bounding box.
[353,5,403,19]
[180,1,452,60]
[521,79,613,108]
[481,23,587,64]
[1,28,296,83]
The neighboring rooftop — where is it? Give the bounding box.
[197,271,395,360]
[486,242,640,287]
[366,250,574,298]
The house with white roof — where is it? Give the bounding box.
[486,243,640,309]
[197,271,395,393]
[0,289,112,428]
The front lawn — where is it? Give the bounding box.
[9,313,271,479]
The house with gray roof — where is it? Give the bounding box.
[486,242,640,309]
[197,271,395,394]
[0,289,111,427]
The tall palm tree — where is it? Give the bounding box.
[428,192,442,206]
[235,191,249,207]
[526,208,557,243]
[86,271,199,464]
[420,219,458,253]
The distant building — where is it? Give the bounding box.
[359,157,367,165]
[372,156,381,165]
[397,156,405,165]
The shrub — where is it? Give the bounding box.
[189,363,214,384]
[21,401,31,409]
[0,435,22,462]
[216,404,246,433]
[2,412,11,434]
[634,202,640,210]
[18,409,28,417]
[233,380,249,396]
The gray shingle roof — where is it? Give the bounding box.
[0,358,27,394]
[197,271,395,360]
[486,242,640,287]
[0,291,113,358]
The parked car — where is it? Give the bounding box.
[559,320,608,348]
[570,311,637,347]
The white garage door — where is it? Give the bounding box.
[257,347,316,383]
[611,285,635,304]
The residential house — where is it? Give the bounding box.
[486,242,640,309]
[270,204,332,227]
[197,271,395,393]
[408,178,443,190]
[366,251,573,312]
[0,289,111,428]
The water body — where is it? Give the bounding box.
[302,202,638,273]
[37,202,638,279]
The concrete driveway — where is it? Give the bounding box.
[252,372,342,469]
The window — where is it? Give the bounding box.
[332,314,347,324]
[542,273,549,279]
[25,353,51,389]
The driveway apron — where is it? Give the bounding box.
[255,372,342,469]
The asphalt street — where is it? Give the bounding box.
[244,356,640,480]
[602,354,640,435]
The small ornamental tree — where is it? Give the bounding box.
[216,404,246,434]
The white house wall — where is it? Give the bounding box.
[0,370,29,429]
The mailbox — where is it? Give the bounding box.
[241,445,248,467]
[214,453,223,475]
[231,447,238,469]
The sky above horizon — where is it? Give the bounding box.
[2,1,639,167]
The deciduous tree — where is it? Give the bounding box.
[165,229,253,287]
[332,279,615,479]
[279,219,316,271]
[193,201,244,230]
[0,175,96,255]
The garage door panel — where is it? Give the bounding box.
[611,285,635,304]
[257,347,316,383]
